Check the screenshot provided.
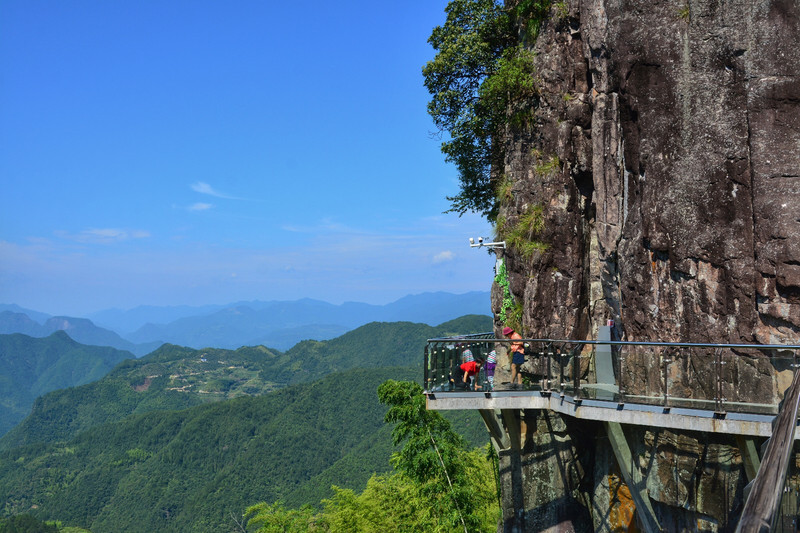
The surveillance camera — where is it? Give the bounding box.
[469,237,474,244]
[478,237,484,243]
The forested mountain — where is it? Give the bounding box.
[0,312,159,356]
[0,315,493,531]
[0,332,133,437]
[0,343,280,449]
[272,315,492,386]
[0,367,488,532]
[0,315,491,450]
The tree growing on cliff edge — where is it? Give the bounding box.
[423,0,547,221]
[378,379,497,532]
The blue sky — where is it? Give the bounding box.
[0,0,496,316]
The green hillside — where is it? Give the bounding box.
[0,344,281,450]
[0,315,491,450]
[273,315,491,386]
[0,315,493,531]
[0,366,489,532]
[0,332,133,437]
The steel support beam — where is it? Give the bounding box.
[427,392,786,438]
[735,435,761,483]
[479,408,510,450]
[605,421,662,533]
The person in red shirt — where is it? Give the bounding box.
[453,358,484,390]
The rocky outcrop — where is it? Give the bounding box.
[491,0,800,530]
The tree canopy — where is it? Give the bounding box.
[377,379,496,532]
[0,514,58,533]
[242,380,499,533]
[423,0,547,221]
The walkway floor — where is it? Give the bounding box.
[426,389,795,439]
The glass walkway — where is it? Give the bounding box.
[424,333,800,532]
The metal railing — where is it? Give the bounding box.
[425,335,800,416]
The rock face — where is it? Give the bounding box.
[498,0,800,344]
[491,0,800,530]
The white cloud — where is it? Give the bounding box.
[433,250,455,264]
[191,181,241,200]
[191,182,216,195]
[189,202,214,211]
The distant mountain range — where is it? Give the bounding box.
[0,310,160,356]
[0,291,491,352]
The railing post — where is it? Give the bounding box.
[535,343,543,392]
[714,347,725,415]
[449,344,458,391]
[573,344,582,401]
[424,343,430,391]
[438,345,446,390]
[430,343,442,384]
[661,347,672,410]
[617,344,626,405]
[441,345,449,388]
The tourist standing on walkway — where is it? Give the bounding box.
[485,349,497,390]
[504,326,525,389]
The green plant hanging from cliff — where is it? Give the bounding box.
[494,258,516,328]
[514,0,554,42]
[424,0,550,222]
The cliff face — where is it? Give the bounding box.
[492,0,800,530]
[498,0,800,345]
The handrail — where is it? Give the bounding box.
[427,335,800,351]
[425,336,800,416]
[735,367,800,533]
